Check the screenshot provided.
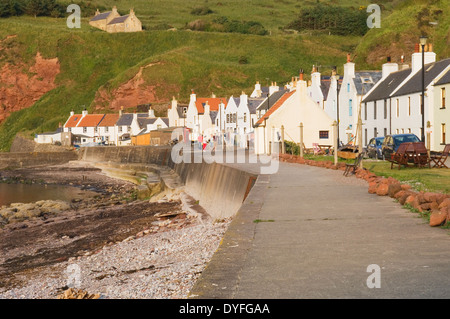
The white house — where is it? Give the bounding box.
[97,113,119,145]
[432,68,450,151]
[34,127,63,144]
[361,43,450,151]
[322,69,343,125]
[253,76,335,155]
[338,54,382,145]
[63,110,105,145]
[167,96,187,127]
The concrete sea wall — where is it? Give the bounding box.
[0,151,78,169]
[80,146,257,219]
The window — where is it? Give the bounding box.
[105,127,109,133]
[401,128,404,134]
[364,103,367,121]
[408,128,411,133]
[365,129,368,146]
[395,129,399,134]
[127,126,131,132]
[243,113,247,123]
[94,127,98,133]
[349,99,353,117]
[68,128,71,133]
[157,125,162,130]
[396,99,399,117]
[384,100,387,119]
[374,101,377,120]
[83,127,87,133]
[384,128,387,137]
[119,126,122,133]
[408,97,411,116]
[442,88,446,109]
[347,83,350,92]
[442,123,446,144]
[419,94,423,115]
[226,114,229,123]
[374,128,377,138]
[319,131,329,139]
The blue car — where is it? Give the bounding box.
[381,134,420,160]
[367,137,384,159]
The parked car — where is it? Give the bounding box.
[367,137,384,159]
[381,134,420,160]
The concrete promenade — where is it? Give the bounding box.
[189,161,450,299]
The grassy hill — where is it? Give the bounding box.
[354,0,450,68]
[0,0,449,151]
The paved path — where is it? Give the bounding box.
[190,161,450,299]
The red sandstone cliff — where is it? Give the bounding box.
[0,49,60,123]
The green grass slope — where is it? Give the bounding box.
[354,0,450,68]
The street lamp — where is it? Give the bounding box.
[420,35,427,143]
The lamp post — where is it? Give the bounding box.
[420,35,427,143]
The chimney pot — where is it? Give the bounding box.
[415,43,420,53]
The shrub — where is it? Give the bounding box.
[285,4,369,36]
[190,6,213,16]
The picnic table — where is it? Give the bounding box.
[389,142,430,169]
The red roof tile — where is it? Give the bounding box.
[195,98,227,113]
[255,90,295,126]
[98,114,120,127]
[64,115,83,128]
[77,114,105,127]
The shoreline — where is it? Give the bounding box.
[0,161,230,299]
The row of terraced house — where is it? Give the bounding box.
[36,42,450,152]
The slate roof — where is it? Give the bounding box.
[137,118,157,128]
[392,58,450,97]
[90,12,111,21]
[107,15,129,25]
[256,89,289,112]
[434,67,450,86]
[353,71,382,95]
[248,98,265,114]
[116,114,134,126]
[362,68,412,103]
[209,111,218,123]
[320,76,343,101]
[161,118,169,127]
[176,105,188,118]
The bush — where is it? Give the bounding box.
[190,6,213,16]
[238,56,248,64]
[285,141,300,155]
[285,4,369,36]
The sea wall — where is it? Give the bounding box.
[80,146,257,219]
[0,151,78,169]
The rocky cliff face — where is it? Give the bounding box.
[92,62,178,112]
[0,48,60,124]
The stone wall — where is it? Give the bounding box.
[0,151,79,169]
